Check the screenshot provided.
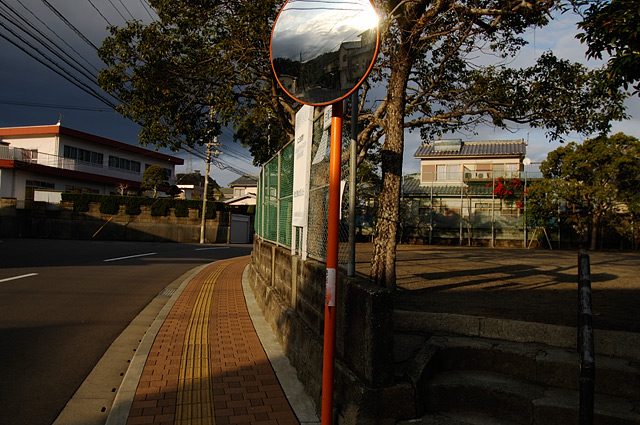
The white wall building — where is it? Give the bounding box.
[224,174,258,206]
[0,124,183,206]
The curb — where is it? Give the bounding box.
[105,263,210,425]
[241,264,320,425]
[52,264,209,425]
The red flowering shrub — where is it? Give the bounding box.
[489,177,525,208]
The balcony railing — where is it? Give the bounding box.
[421,169,544,184]
[0,146,176,185]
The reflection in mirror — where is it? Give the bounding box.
[271,0,379,105]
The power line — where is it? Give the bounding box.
[39,0,99,51]
[0,99,112,112]
[0,22,118,109]
[117,0,135,20]
[13,0,100,73]
[87,0,113,26]
[187,145,255,177]
[106,0,126,21]
[0,4,116,107]
[0,4,99,84]
[139,0,155,21]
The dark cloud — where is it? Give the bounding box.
[0,0,258,185]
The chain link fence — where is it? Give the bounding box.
[256,107,352,266]
[400,169,544,246]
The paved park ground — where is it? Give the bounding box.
[354,244,640,333]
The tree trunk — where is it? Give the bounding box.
[370,59,411,289]
[590,212,598,250]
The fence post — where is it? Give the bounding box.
[578,250,595,425]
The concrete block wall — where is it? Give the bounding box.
[249,238,401,424]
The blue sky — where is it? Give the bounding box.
[402,11,640,175]
[1,2,637,184]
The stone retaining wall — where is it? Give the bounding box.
[0,199,236,243]
[248,238,410,424]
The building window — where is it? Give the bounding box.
[109,155,141,173]
[234,188,245,197]
[436,164,460,181]
[63,145,103,166]
[25,180,55,201]
[64,185,99,194]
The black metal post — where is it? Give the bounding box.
[578,250,595,425]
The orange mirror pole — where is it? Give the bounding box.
[321,100,343,425]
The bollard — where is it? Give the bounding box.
[578,250,595,425]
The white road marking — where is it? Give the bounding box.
[0,273,39,283]
[103,252,157,262]
[195,246,230,251]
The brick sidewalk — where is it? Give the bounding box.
[126,257,299,425]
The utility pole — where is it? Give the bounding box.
[348,90,357,276]
[199,138,215,244]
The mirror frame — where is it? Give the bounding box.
[270,0,380,106]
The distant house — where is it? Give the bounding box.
[0,124,183,207]
[175,171,220,200]
[402,139,530,244]
[225,174,258,206]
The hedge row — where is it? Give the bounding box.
[61,193,220,218]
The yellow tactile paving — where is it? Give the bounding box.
[175,263,227,425]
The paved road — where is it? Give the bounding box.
[0,238,252,425]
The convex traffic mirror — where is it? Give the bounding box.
[270,0,380,106]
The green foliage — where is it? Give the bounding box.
[60,193,228,220]
[575,0,640,94]
[99,196,121,215]
[142,165,169,198]
[233,111,291,165]
[525,180,560,228]
[61,193,99,212]
[124,199,142,215]
[150,199,170,217]
[98,0,295,161]
[204,201,217,219]
[173,202,190,217]
[534,132,640,248]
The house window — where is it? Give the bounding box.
[234,188,245,197]
[436,164,460,181]
[505,163,519,178]
[421,164,435,182]
[476,163,492,179]
[109,155,141,173]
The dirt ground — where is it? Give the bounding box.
[354,244,640,333]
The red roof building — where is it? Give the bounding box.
[0,124,183,206]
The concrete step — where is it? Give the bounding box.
[426,370,640,425]
[423,336,640,400]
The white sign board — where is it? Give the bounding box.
[292,105,314,227]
